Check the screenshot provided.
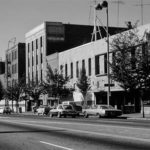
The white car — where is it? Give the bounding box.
[82,105,122,118]
[36,105,51,115]
[0,107,4,114]
[50,104,77,118]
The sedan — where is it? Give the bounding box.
[82,105,122,118]
[50,104,77,118]
[36,105,51,116]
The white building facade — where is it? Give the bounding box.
[59,24,150,111]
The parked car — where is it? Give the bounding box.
[3,106,12,114]
[0,107,4,114]
[36,105,51,115]
[82,105,122,118]
[49,104,77,118]
[62,101,82,116]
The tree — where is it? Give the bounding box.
[4,77,26,113]
[76,67,91,106]
[44,63,70,102]
[110,27,150,114]
[25,81,45,108]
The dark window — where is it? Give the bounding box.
[41,70,43,82]
[32,41,34,51]
[95,55,100,75]
[88,58,91,76]
[104,54,107,74]
[40,36,43,47]
[70,62,73,78]
[82,59,85,70]
[36,53,38,65]
[65,64,68,77]
[41,53,43,63]
[28,43,30,53]
[76,61,79,78]
[36,39,38,49]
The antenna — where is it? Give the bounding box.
[134,0,150,25]
[8,37,16,49]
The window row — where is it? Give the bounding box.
[27,36,43,53]
[63,58,92,78]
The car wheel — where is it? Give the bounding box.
[50,113,53,118]
[72,115,76,118]
[57,112,61,118]
[84,112,89,118]
[98,114,101,118]
[64,115,66,118]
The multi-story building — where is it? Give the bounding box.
[25,21,126,85]
[5,43,25,87]
[59,24,150,113]
[5,43,26,112]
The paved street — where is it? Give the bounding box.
[0,115,150,150]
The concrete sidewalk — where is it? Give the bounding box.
[121,113,150,120]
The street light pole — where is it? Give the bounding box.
[106,3,110,106]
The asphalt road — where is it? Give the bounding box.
[0,115,150,150]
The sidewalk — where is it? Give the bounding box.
[121,113,150,120]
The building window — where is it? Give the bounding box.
[36,39,38,49]
[32,41,34,51]
[76,61,79,78]
[95,55,100,75]
[104,54,107,74]
[41,70,43,82]
[40,36,43,47]
[28,43,30,53]
[41,52,43,63]
[65,64,68,77]
[70,62,73,78]
[36,53,38,65]
[88,58,91,76]
[82,59,85,70]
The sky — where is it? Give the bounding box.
[0,0,150,60]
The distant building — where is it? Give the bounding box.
[5,43,26,87]
[5,43,26,112]
[25,21,126,85]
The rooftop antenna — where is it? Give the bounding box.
[134,0,150,25]
[91,0,103,41]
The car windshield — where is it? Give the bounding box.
[101,105,114,109]
[63,105,73,110]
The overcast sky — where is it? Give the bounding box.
[0,0,150,60]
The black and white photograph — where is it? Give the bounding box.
[0,0,150,149]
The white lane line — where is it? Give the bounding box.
[2,120,150,143]
[40,141,73,150]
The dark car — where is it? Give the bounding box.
[3,106,11,114]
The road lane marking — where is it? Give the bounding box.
[40,141,73,150]
[1,119,150,144]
